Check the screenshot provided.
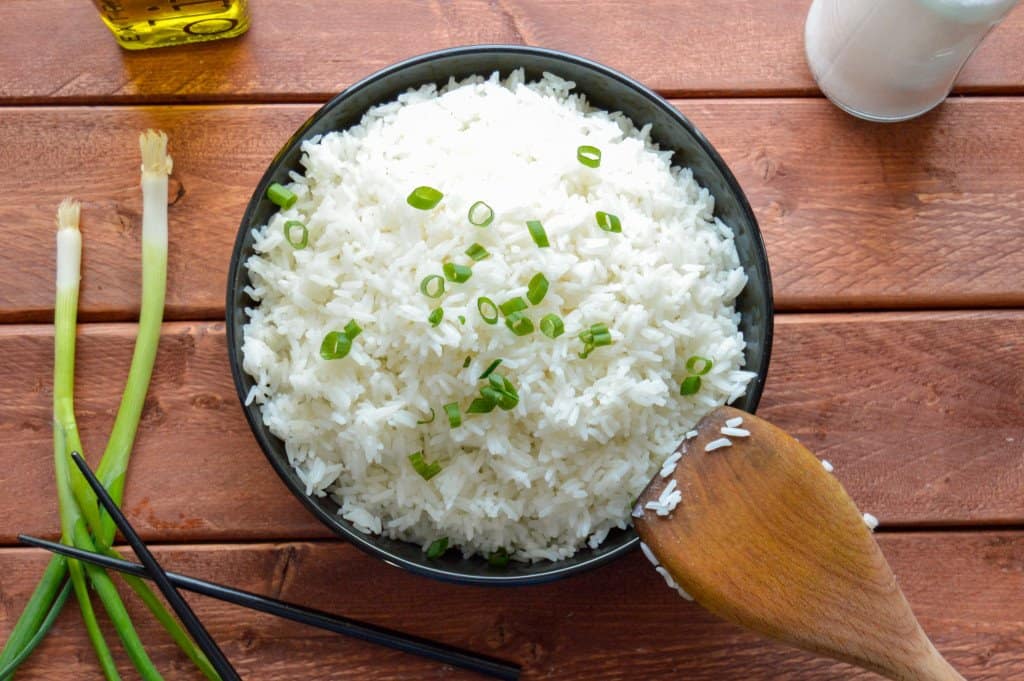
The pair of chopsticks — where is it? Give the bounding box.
[20,454,520,681]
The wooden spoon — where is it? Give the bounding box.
[634,405,964,681]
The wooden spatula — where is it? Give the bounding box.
[634,406,964,681]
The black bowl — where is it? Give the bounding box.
[227,45,773,585]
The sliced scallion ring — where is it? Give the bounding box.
[284,220,309,249]
[499,296,528,316]
[527,273,549,305]
[420,274,445,298]
[488,548,510,567]
[477,297,499,324]
[504,311,534,336]
[686,355,714,375]
[479,358,503,380]
[416,408,436,425]
[465,242,490,261]
[343,320,362,339]
[576,145,602,168]
[407,185,444,210]
[443,262,473,283]
[319,331,352,360]
[680,375,702,396]
[595,211,622,233]
[540,313,564,339]
[408,451,442,480]
[526,220,549,248]
[267,182,297,209]
[468,200,494,227]
[443,402,462,428]
[428,307,444,327]
[467,397,496,414]
[426,537,449,559]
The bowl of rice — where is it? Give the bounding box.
[227,45,773,585]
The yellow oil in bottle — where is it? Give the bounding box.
[92,0,250,50]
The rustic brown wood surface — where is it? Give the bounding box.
[1,534,1022,680]
[1,0,1023,103]
[2,98,1023,322]
[2,1,1022,679]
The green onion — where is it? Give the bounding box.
[284,220,309,249]
[444,402,462,428]
[465,242,490,261]
[407,185,443,210]
[458,315,466,324]
[408,451,442,480]
[499,296,528,316]
[467,397,496,414]
[591,331,612,346]
[488,548,510,567]
[505,311,534,336]
[477,297,499,324]
[686,355,714,375]
[463,356,472,368]
[468,200,494,227]
[267,182,297,209]
[595,211,622,233]
[426,537,449,559]
[680,375,702,396]
[526,220,550,248]
[479,359,503,380]
[420,274,445,298]
[344,320,362,339]
[488,373,507,392]
[416,408,436,425]
[483,374,519,410]
[577,145,602,168]
[320,330,352,359]
[428,307,444,327]
[527,273,549,305]
[579,323,613,359]
[443,262,472,283]
[540,313,564,339]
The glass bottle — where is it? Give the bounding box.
[805,0,1019,122]
[92,0,250,50]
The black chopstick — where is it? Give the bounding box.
[20,535,521,681]
[69,453,242,681]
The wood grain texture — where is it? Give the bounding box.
[0,534,1021,680]
[1,1,1022,103]
[2,98,1023,323]
[0,312,1020,545]
[637,407,963,681]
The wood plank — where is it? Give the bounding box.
[0,312,1020,545]
[1,98,1023,323]
[1,534,1022,679]
[2,1,1023,103]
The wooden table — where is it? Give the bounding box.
[2,2,1022,679]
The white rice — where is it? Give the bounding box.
[242,70,754,561]
[821,459,834,473]
[659,451,682,478]
[863,512,879,531]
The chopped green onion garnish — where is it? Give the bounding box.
[465,243,490,261]
[505,311,534,336]
[479,359,503,380]
[407,186,443,210]
[320,331,352,360]
[680,375,702,396]
[540,313,564,338]
[409,451,442,480]
[577,145,602,168]
[426,537,449,559]
[488,548,510,567]
[428,307,444,327]
[467,397,496,414]
[488,373,507,391]
[344,320,362,339]
[579,323,612,359]
[468,200,494,227]
[686,355,714,375]
[443,402,462,428]
[595,211,622,233]
[499,296,528,316]
[477,297,499,324]
[526,220,550,248]
[590,322,609,336]
[267,182,297,209]
[592,331,612,346]
[284,220,309,249]
[420,275,445,298]
[443,262,472,283]
[463,356,472,368]
[458,315,466,324]
[416,408,435,425]
[527,273,549,305]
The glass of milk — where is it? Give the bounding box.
[805,0,1019,122]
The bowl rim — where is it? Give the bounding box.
[226,44,774,586]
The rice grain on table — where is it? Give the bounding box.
[242,70,754,562]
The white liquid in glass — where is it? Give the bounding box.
[805,0,1018,121]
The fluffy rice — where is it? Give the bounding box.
[241,70,755,562]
